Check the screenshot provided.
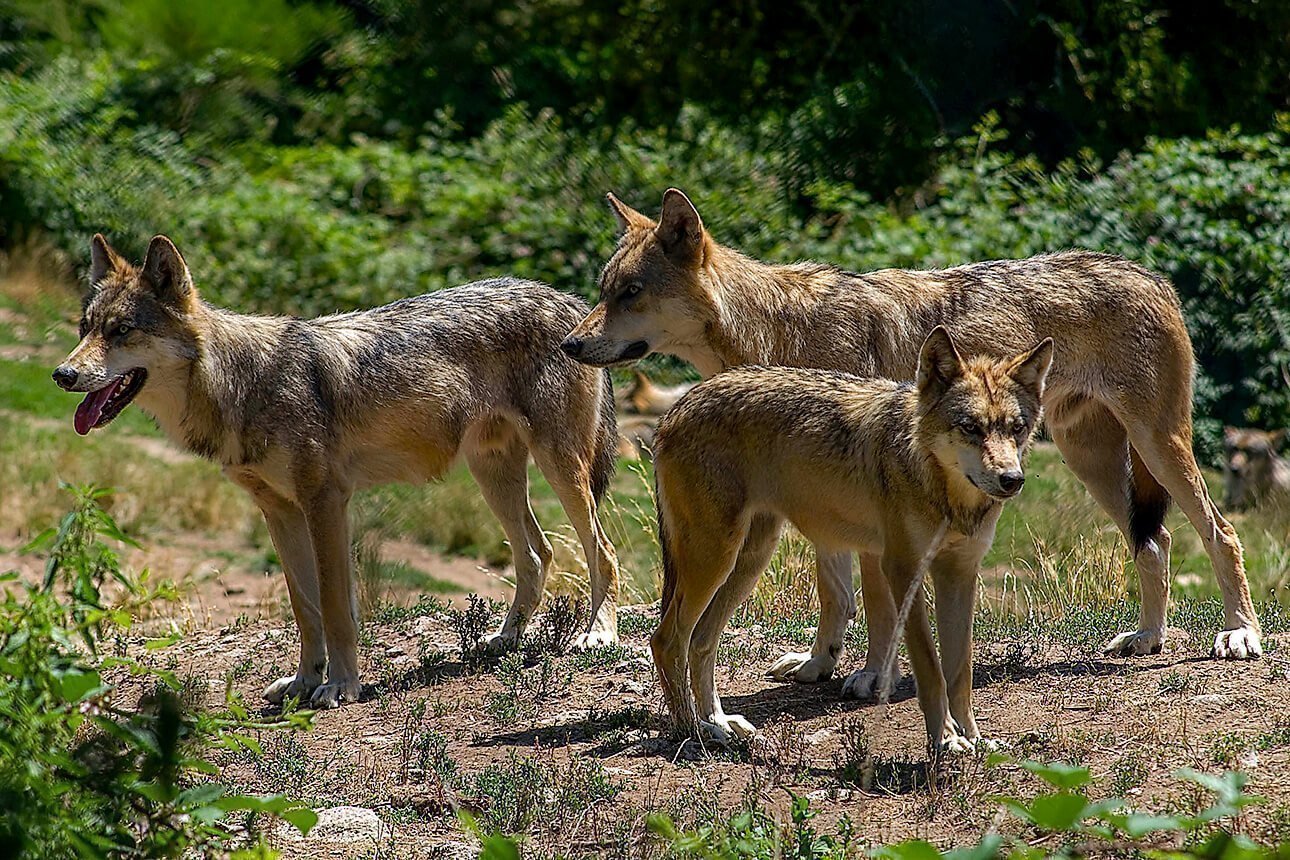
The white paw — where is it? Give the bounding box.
[1213,627,1262,660]
[698,713,757,746]
[767,651,835,683]
[1103,628,1164,657]
[936,733,977,756]
[262,673,321,705]
[975,737,1008,753]
[308,677,361,709]
[840,667,891,702]
[477,629,520,656]
[572,628,618,651]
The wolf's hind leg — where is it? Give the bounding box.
[1050,402,1174,658]
[1124,423,1260,658]
[691,513,783,739]
[466,436,552,654]
[532,448,621,650]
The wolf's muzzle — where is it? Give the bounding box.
[52,365,79,391]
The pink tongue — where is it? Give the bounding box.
[74,380,121,436]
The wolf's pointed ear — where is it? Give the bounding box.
[1271,429,1288,450]
[1224,425,1240,445]
[141,235,193,306]
[89,233,125,289]
[606,192,652,233]
[1009,337,1054,397]
[917,326,963,396]
[656,188,705,266]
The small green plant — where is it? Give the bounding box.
[0,485,316,858]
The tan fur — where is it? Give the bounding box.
[651,329,1051,750]
[564,189,1261,689]
[1224,427,1290,510]
[616,370,693,416]
[57,234,622,709]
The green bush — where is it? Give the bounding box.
[0,485,315,858]
[0,53,1285,455]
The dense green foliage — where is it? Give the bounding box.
[0,486,314,858]
[0,1,1285,449]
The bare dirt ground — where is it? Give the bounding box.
[98,595,1290,858]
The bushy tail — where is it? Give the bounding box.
[656,471,677,616]
[590,368,618,503]
[1128,445,1171,552]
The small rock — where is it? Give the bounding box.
[1190,693,1227,706]
[805,729,834,746]
[278,805,387,852]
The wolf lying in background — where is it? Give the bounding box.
[53,234,621,707]
[613,371,695,460]
[1224,427,1289,511]
[651,328,1052,751]
[564,188,1261,702]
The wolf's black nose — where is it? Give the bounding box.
[999,471,1025,494]
[560,337,583,358]
[52,366,78,390]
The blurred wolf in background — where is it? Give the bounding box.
[613,370,694,460]
[563,188,1261,701]
[651,328,1052,750]
[1224,427,1289,510]
[53,234,620,708]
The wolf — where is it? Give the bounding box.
[616,370,694,416]
[651,328,1052,750]
[563,189,1260,701]
[1224,427,1289,511]
[54,234,621,708]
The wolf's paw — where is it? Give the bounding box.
[1213,626,1262,660]
[1103,628,1164,657]
[767,651,835,683]
[308,677,361,709]
[477,629,520,656]
[572,628,618,651]
[262,673,321,705]
[698,713,757,746]
[935,733,977,756]
[840,667,891,702]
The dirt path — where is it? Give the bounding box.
[96,601,1290,859]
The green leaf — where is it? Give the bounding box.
[871,840,945,860]
[1000,792,1092,832]
[279,807,318,836]
[1020,760,1092,790]
[57,668,102,702]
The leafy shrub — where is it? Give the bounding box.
[0,485,314,858]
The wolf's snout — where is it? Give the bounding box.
[560,337,584,359]
[998,470,1025,495]
[52,365,79,391]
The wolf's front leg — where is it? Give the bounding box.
[231,474,328,706]
[840,554,899,700]
[260,507,327,704]
[304,488,362,708]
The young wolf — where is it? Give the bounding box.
[651,328,1052,750]
[564,189,1260,700]
[1224,427,1289,511]
[54,234,621,707]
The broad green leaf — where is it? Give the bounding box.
[1020,760,1092,790]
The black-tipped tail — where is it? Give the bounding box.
[591,368,618,503]
[1128,447,1171,552]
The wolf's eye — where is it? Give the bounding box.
[957,421,983,438]
[1011,418,1028,435]
[115,322,132,337]
[621,282,643,300]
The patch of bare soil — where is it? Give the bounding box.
[102,602,1290,858]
